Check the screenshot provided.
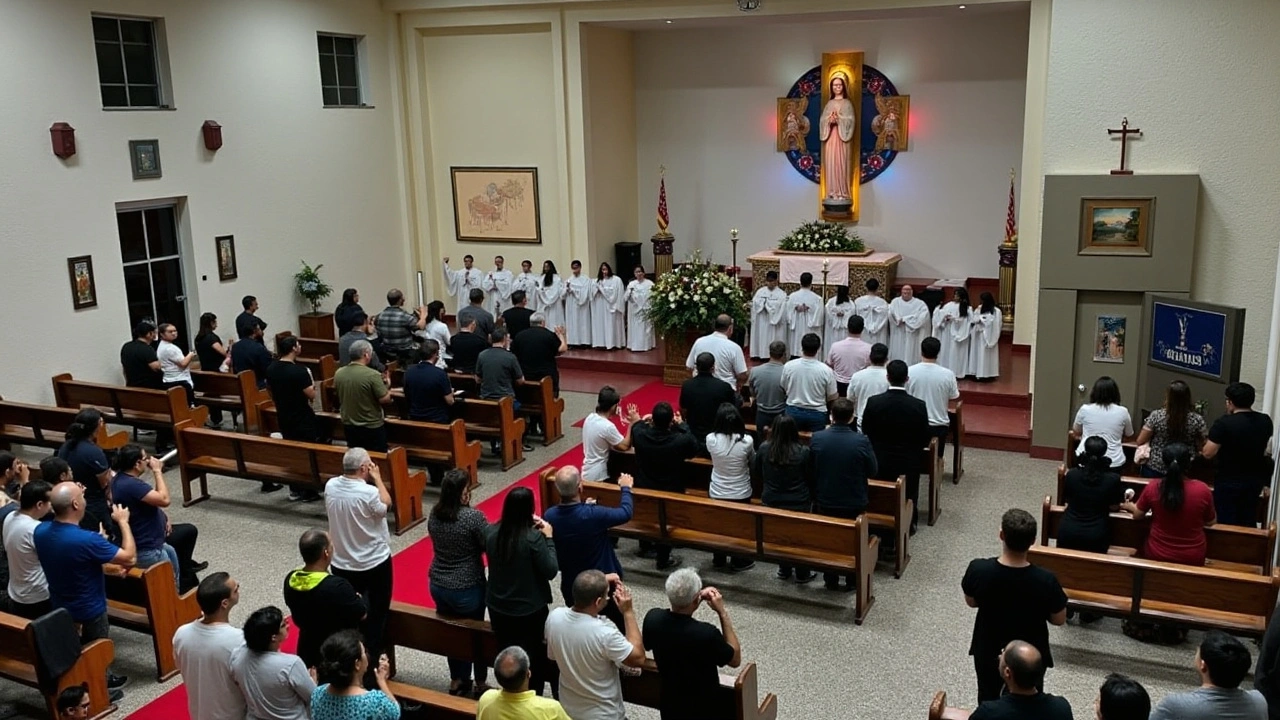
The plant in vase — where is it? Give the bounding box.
[645,250,749,339]
[294,260,333,314]
[778,220,865,254]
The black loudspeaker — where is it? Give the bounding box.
[615,242,643,282]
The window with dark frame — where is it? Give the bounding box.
[92,15,163,108]
[317,33,363,107]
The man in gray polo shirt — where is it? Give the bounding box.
[476,327,533,454]
[748,341,788,442]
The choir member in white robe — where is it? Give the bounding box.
[888,284,930,365]
[564,260,593,347]
[624,266,655,351]
[512,260,540,310]
[590,262,625,350]
[826,285,856,344]
[853,278,890,347]
[536,260,566,330]
[785,273,824,358]
[749,271,788,360]
[481,256,515,316]
[442,255,484,313]
[932,287,972,378]
[967,292,1002,380]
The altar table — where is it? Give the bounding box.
[747,250,901,293]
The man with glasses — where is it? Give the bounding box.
[56,684,92,719]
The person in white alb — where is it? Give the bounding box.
[581,386,639,481]
[624,265,655,351]
[853,278,890,348]
[888,284,931,365]
[749,271,788,360]
[825,285,856,347]
[785,273,825,358]
[847,343,891,430]
[565,261,594,347]
[512,259,540,309]
[157,323,198,407]
[968,292,1003,381]
[590,263,626,350]
[544,570,647,720]
[173,572,247,720]
[932,287,972,378]
[325,447,394,687]
[687,314,749,391]
[482,255,515,316]
[443,255,484,314]
[3,480,52,620]
[782,333,839,433]
[537,260,567,330]
[907,337,961,462]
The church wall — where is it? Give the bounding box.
[581,26,641,271]
[0,0,406,403]
[632,9,1030,279]
[1037,0,1280,388]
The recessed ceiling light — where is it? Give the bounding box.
[959,4,967,8]
[665,19,673,24]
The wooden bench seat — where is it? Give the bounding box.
[444,373,564,446]
[0,397,129,451]
[383,681,477,718]
[257,401,481,489]
[105,561,200,681]
[52,373,208,435]
[384,601,778,720]
[189,369,269,434]
[175,420,427,534]
[1027,544,1280,637]
[0,611,116,719]
[1040,496,1275,575]
[929,690,971,720]
[539,470,878,624]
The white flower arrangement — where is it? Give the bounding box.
[644,250,749,336]
[778,220,865,254]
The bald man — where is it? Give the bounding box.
[542,467,634,626]
[969,641,1073,720]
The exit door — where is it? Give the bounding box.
[117,205,189,349]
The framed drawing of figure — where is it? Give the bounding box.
[216,235,237,281]
[67,255,97,310]
[450,167,542,243]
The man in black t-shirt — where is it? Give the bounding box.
[264,336,316,499]
[969,641,1073,720]
[235,295,267,343]
[679,353,737,449]
[120,321,163,389]
[510,313,566,397]
[500,290,535,338]
[231,323,273,389]
[1202,382,1275,527]
[642,568,740,720]
[962,508,1068,703]
[630,402,698,569]
[448,317,488,374]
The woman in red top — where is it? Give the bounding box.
[1121,442,1216,565]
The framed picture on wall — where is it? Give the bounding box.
[67,255,98,310]
[215,235,238,281]
[1093,314,1126,363]
[1079,197,1153,256]
[450,167,542,244]
[129,139,162,179]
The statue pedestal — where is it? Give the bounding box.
[651,233,674,277]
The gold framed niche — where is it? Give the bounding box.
[819,51,863,223]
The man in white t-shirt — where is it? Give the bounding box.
[781,333,838,433]
[581,386,640,482]
[3,479,52,619]
[907,337,961,460]
[325,447,394,687]
[846,343,890,431]
[686,314,748,390]
[545,569,647,720]
[173,572,246,720]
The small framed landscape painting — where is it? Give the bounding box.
[1094,314,1126,363]
[67,255,97,310]
[450,167,542,244]
[216,235,238,281]
[1079,197,1153,256]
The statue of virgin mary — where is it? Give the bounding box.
[820,71,857,206]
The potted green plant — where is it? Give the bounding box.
[294,261,335,339]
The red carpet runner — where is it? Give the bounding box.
[127,381,670,718]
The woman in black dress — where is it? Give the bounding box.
[1057,435,1125,553]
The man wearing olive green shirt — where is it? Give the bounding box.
[333,339,392,452]
[476,646,570,720]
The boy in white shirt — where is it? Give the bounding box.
[581,386,639,481]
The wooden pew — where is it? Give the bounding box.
[444,373,564,446]
[1027,544,1280,637]
[1054,465,1268,527]
[380,683,476,719]
[189,369,268,434]
[273,332,339,381]
[928,690,972,720]
[174,420,427,534]
[0,397,129,451]
[105,561,200,681]
[949,399,964,483]
[384,601,778,720]
[257,401,481,489]
[1039,496,1275,575]
[0,611,116,719]
[51,373,209,435]
[539,470,878,624]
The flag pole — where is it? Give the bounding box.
[998,167,1018,331]
[651,165,675,277]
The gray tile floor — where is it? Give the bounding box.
[0,392,1218,719]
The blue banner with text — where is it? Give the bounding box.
[1150,301,1226,378]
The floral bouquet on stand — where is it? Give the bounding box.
[293,260,333,314]
[778,220,865,254]
[645,250,749,337]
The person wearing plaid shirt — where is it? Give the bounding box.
[373,288,425,360]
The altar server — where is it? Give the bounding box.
[625,265,655,351]
[513,260,540,308]
[481,255,514,316]
[590,262,626,349]
[564,260,593,347]
[785,273,825,358]
[536,260,566,330]
[888,284,930,365]
[968,292,1002,380]
[932,287,972,378]
[825,285,856,345]
[748,271,786,359]
[442,255,483,313]
[854,278,890,347]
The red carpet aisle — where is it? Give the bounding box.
[570,380,679,429]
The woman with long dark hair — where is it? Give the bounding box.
[1072,376,1134,470]
[195,312,232,426]
[537,260,565,329]
[56,408,116,535]
[590,261,625,350]
[1057,436,1124,554]
[310,630,399,719]
[826,285,855,341]
[754,414,814,581]
[707,403,755,571]
[484,487,558,696]
[933,287,972,377]
[334,288,364,336]
[1134,380,1206,478]
[423,300,451,369]
[966,291,1002,380]
[1122,443,1215,565]
[428,469,489,696]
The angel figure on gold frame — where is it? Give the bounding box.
[776,98,811,153]
[871,95,910,152]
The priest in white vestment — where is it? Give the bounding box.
[512,260,540,311]
[624,266,655,351]
[564,260,593,347]
[481,256,515,316]
[590,263,625,349]
[442,255,484,313]
[749,271,788,360]
[826,285,856,342]
[888,284,930,365]
[968,292,1002,380]
[785,273,824,358]
[932,287,972,378]
[536,260,566,329]
[853,278,890,347]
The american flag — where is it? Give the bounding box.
[657,177,670,234]
[1005,170,1017,243]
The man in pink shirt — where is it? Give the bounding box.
[827,315,872,398]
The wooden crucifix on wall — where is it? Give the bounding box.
[1108,117,1142,175]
